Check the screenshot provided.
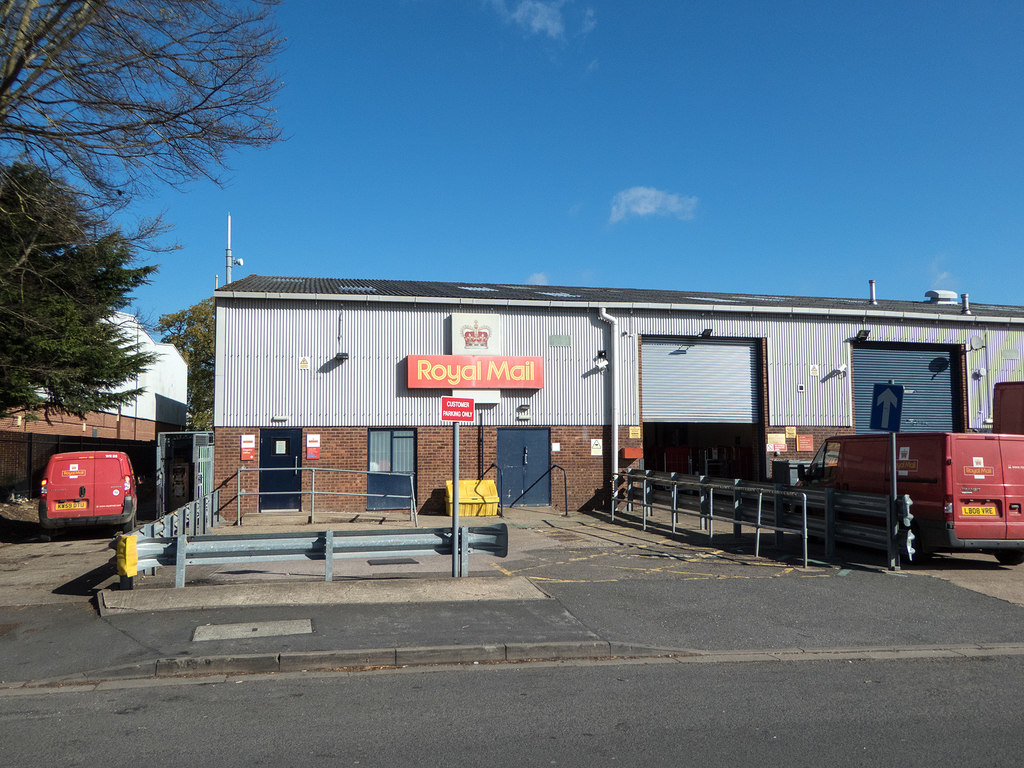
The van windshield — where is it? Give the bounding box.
[806,440,841,484]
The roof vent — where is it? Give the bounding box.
[925,289,958,304]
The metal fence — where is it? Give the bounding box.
[116,522,509,588]
[611,470,914,569]
[236,467,417,526]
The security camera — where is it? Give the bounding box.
[837,363,847,374]
[235,258,243,267]
[595,357,609,371]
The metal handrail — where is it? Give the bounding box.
[610,470,810,567]
[610,470,912,568]
[482,463,504,516]
[235,466,417,526]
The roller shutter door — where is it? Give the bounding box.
[852,345,958,433]
[642,338,760,423]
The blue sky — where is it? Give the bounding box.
[129,0,1024,323]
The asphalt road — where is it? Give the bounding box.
[2,507,1024,687]
[3,655,1023,767]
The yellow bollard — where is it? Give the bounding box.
[115,534,138,578]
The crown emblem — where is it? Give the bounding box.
[462,319,490,349]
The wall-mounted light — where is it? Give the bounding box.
[854,329,870,342]
[335,351,349,361]
[700,328,713,338]
[271,415,288,423]
[594,350,609,371]
[516,404,531,421]
[836,363,848,377]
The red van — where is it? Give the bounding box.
[801,433,1024,565]
[38,451,137,534]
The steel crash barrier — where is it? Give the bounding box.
[114,523,509,588]
[610,470,914,570]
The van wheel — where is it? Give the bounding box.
[994,550,1024,566]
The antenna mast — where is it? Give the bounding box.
[225,214,233,285]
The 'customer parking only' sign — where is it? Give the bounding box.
[441,397,475,422]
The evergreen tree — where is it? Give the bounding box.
[0,162,156,418]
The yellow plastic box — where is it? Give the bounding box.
[445,479,499,516]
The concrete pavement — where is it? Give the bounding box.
[2,505,1024,690]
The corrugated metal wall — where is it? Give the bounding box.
[215,300,624,427]
[215,297,1024,430]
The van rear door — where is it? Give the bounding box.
[46,454,94,520]
[92,454,127,516]
[950,436,1007,541]
[998,436,1024,542]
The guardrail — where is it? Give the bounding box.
[610,471,915,569]
[612,471,810,567]
[131,489,221,539]
[236,467,417,526]
[114,523,509,588]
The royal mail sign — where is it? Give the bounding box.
[407,355,544,389]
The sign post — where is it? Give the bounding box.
[442,397,475,577]
[871,382,904,570]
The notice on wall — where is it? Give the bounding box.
[240,434,256,461]
[796,434,814,452]
[785,426,797,438]
[306,433,321,460]
[591,439,603,456]
[767,443,788,453]
[767,432,787,445]
[629,426,641,439]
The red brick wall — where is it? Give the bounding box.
[214,424,644,522]
[763,424,856,466]
[0,410,171,442]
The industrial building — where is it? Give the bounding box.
[212,277,1024,520]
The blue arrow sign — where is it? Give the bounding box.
[870,383,904,432]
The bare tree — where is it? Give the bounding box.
[0,0,283,204]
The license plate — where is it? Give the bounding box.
[55,500,87,511]
[961,505,998,516]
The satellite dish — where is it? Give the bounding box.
[969,336,985,350]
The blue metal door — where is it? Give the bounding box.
[259,429,301,511]
[497,428,550,507]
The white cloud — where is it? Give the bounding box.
[526,272,549,285]
[512,1,564,38]
[488,1,595,41]
[609,186,699,224]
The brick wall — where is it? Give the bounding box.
[214,424,644,522]
[0,410,172,442]
[764,424,856,466]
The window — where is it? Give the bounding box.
[368,430,415,474]
[367,430,416,511]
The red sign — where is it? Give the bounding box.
[306,433,321,460]
[240,434,256,461]
[408,355,543,389]
[442,397,475,422]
